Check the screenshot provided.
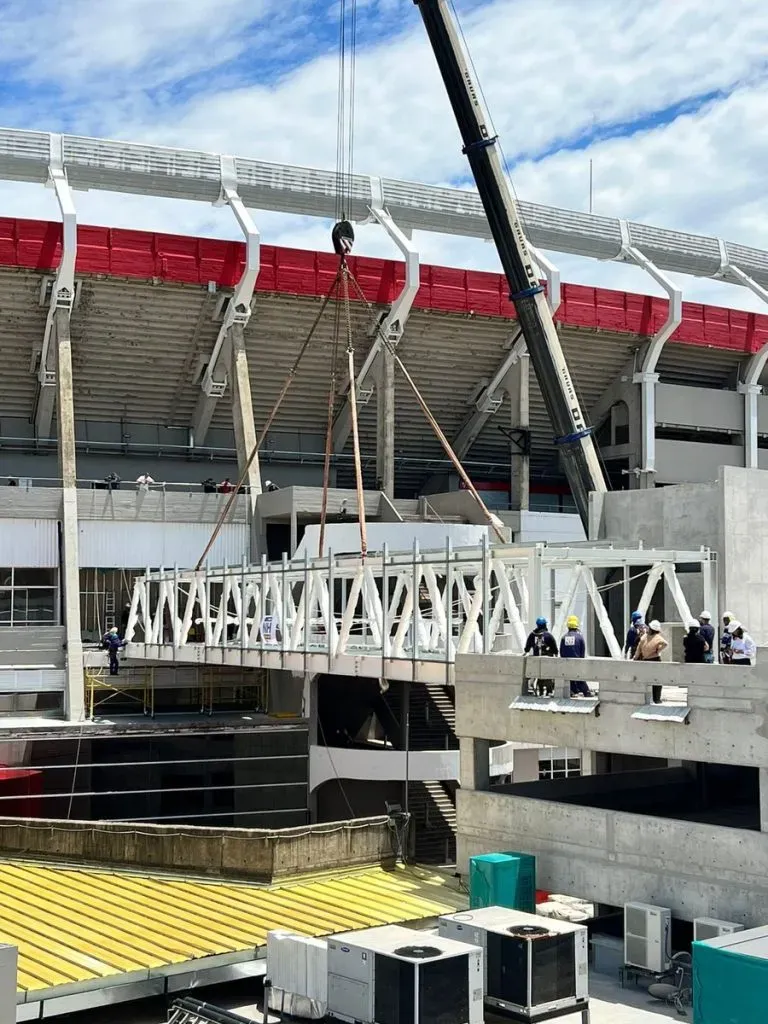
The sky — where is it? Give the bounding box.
[0,0,767,310]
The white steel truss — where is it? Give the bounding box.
[1,128,767,290]
[125,542,715,685]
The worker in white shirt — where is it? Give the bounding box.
[727,622,756,666]
[135,472,154,491]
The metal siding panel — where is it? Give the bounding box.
[78,522,248,568]
[0,520,57,567]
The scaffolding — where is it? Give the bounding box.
[85,664,156,719]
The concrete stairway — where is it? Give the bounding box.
[408,683,458,751]
[408,779,457,864]
[391,498,465,524]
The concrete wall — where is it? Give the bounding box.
[297,522,491,559]
[456,789,768,926]
[0,814,396,881]
[455,653,768,768]
[655,384,744,433]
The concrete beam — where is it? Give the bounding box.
[54,309,84,721]
[229,323,261,510]
[507,351,530,511]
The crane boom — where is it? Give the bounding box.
[413,0,608,528]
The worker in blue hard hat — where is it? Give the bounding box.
[623,610,646,660]
[524,616,558,697]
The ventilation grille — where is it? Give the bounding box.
[393,944,442,959]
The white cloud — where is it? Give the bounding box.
[0,0,766,311]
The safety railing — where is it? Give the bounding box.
[125,542,716,684]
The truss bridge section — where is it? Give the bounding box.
[125,542,716,685]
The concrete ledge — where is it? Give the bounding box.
[0,815,397,881]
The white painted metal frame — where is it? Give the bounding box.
[614,221,683,480]
[0,129,766,288]
[36,133,77,439]
[192,155,261,445]
[719,247,768,469]
[333,177,420,451]
[125,542,713,684]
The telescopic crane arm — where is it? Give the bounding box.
[413,0,608,528]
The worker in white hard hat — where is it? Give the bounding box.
[727,621,756,667]
[683,621,707,664]
[559,615,593,698]
[720,611,736,663]
[634,619,668,703]
[698,611,715,663]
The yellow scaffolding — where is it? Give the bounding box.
[85,665,156,720]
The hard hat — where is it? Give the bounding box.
[648,620,661,632]
[723,611,734,620]
[688,620,700,630]
[727,621,742,633]
[535,617,548,628]
[566,615,579,629]
[631,610,643,622]
[699,610,711,620]
[109,626,118,633]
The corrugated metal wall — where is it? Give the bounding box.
[0,520,58,567]
[77,522,249,568]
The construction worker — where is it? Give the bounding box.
[634,619,668,704]
[683,621,707,664]
[101,626,125,676]
[720,611,736,663]
[727,622,756,666]
[698,611,715,663]
[560,616,592,697]
[624,610,645,659]
[524,617,558,696]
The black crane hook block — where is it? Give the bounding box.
[332,219,354,257]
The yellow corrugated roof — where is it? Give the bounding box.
[0,860,467,996]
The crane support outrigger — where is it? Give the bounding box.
[413,0,608,528]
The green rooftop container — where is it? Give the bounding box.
[693,926,768,1023]
[469,851,536,913]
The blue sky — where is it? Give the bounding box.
[0,0,766,309]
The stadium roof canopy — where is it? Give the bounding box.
[1,217,766,491]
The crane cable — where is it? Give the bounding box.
[194,265,344,571]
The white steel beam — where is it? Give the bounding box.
[333,179,420,465]
[451,249,558,461]
[616,221,683,483]
[718,251,768,470]
[35,134,77,440]
[192,155,261,446]
[0,129,767,290]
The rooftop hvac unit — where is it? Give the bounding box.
[326,924,483,1024]
[624,903,671,974]
[693,918,745,942]
[439,906,588,1018]
[266,930,328,1019]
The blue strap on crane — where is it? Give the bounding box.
[510,285,545,301]
[554,427,594,445]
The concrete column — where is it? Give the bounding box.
[290,509,298,558]
[512,746,540,783]
[229,324,262,522]
[760,769,768,833]
[459,737,490,792]
[506,352,530,510]
[376,348,396,497]
[55,310,84,721]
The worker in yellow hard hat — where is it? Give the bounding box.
[560,615,593,697]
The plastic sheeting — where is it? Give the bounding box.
[693,939,768,1023]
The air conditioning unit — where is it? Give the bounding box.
[266,930,328,1019]
[439,906,588,1018]
[624,902,671,974]
[326,924,483,1024]
[693,918,745,942]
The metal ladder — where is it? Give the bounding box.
[104,590,116,631]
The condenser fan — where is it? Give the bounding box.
[507,925,552,939]
[394,945,442,959]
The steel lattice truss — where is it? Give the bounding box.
[1,127,767,288]
[126,543,716,684]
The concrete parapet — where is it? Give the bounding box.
[0,815,396,880]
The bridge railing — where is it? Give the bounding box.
[125,542,717,683]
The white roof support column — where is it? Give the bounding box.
[192,155,261,448]
[451,249,559,460]
[332,177,420,477]
[719,248,768,469]
[35,134,77,440]
[617,221,683,484]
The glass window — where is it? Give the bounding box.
[0,568,58,626]
[14,569,55,587]
[0,591,10,624]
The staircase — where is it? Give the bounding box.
[408,779,457,864]
[391,498,465,524]
[408,683,458,750]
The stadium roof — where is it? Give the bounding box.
[1,217,765,489]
